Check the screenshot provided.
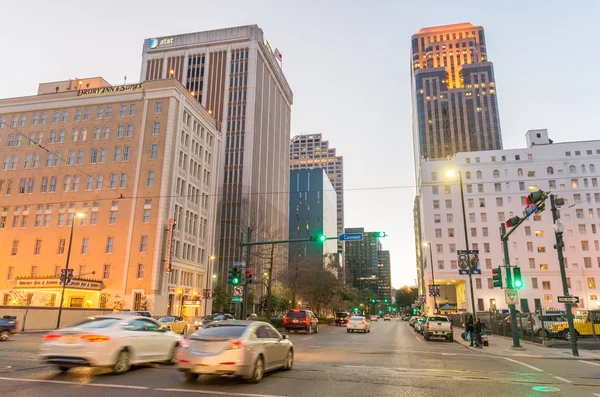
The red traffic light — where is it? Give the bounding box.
[248,269,253,275]
[505,216,521,228]
[492,267,500,275]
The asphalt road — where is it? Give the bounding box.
[0,319,599,397]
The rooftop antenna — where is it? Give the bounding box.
[124,75,127,85]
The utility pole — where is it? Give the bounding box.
[455,170,477,318]
[265,244,275,321]
[550,194,579,356]
[426,242,437,314]
[501,223,522,349]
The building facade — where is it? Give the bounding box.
[417,129,600,314]
[0,77,221,317]
[411,22,502,171]
[290,134,344,266]
[140,25,293,288]
[377,250,392,302]
[345,228,382,299]
[288,169,338,272]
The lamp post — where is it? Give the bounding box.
[424,242,437,314]
[56,212,84,329]
[447,170,477,318]
[204,255,215,316]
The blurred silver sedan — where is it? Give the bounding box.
[177,320,293,383]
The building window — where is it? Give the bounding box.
[136,263,145,279]
[475,278,482,289]
[485,258,492,269]
[147,171,155,187]
[532,278,538,289]
[435,229,442,238]
[34,239,42,255]
[540,263,548,270]
[537,247,546,253]
[437,260,444,270]
[105,237,114,253]
[143,209,151,223]
[446,214,453,223]
[588,277,596,289]
[10,240,19,255]
[103,264,111,279]
[448,228,454,238]
[126,124,133,137]
[436,244,443,254]
[119,173,127,188]
[434,214,441,223]
[155,101,163,113]
[123,146,130,161]
[153,121,160,135]
[129,104,136,116]
[109,211,117,224]
[140,235,148,252]
[496,197,503,207]
[433,200,440,209]
[119,104,126,117]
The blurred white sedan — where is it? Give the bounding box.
[369,315,378,322]
[40,314,182,374]
[347,316,371,333]
[177,320,293,383]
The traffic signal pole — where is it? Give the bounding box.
[501,223,522,349]
[550,194,579,356]
[457,171,477,319]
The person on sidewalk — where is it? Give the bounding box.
[465,314,474,347]
[473,318,484,348]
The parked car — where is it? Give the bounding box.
[40,314,182,374]
[408,316,419,327]
[119,310,153,318]
[422,315,453,342]
[177,320,293,383]
[347,316,370,333]
[334,312,350,326]
[0,316,19,340]
[158,316,192,334]
[283,309,319,334]
[548,309,600,341]
[196,314,234,329]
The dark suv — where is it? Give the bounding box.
[334,312,350,326]
[284,309,319,334]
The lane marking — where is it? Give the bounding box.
[155,388,287,397]
[0,376,148,389]
[503,357,543,372]
[580,360,600,367]
[593,393,600,397]
[329,331,336,334]
[301,336,315,340]
[552,376,572,384]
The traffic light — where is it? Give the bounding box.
[505,216,521,228]
[371,298,376,304]
[309,234,327,242]
[384,298,389,303]
[492,266,503,288]
[512,267,523,289]
[227,268,233,284]
[353,307,359,312]
[373,232,387,238]
[412,307,418,314]
[231,265,241,286]
[246,268,253,284]
[526,190,545,206]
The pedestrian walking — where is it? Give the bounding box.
[465,314,474,346]
[473,318,484,348]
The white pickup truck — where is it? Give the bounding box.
[423,315,453,342]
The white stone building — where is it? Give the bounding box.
[417,129,600,314]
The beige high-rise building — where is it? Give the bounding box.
[140,25,293,285]
[0,77,221,317]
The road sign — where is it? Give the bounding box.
[558,296,579,304]
[457,250,480,275]
[233,286,243,297]
[232,296,244,303]
[339,233,363,241]
[525,204,538,217]
[428,285,440,297]
[59,269,74,286]
[505,289,519,305]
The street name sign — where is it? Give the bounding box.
[505,289,519,305]
[339,233,363,241]
[525,204,538,217]
[557,296,579,304]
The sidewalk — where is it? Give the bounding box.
[453,326,600,360]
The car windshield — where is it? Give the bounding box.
[336,312,349,318]
[158,317,175,322]
[286,311,306,318]
[427,316,448,322]
[71,317,120,329]
[543,315,568,322]
[193,324,247,338]
[350,316,364,321]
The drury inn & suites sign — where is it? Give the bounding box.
[77,83,143,97]
[14,278,103,290]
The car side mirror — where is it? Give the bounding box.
[281,335,288,340]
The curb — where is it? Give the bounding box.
[452,339,600,361]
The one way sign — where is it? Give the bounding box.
[558,296,580,304]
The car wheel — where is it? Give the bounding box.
[58,365,70,372]
[184,372,199,381]
[245,356,264,384]
[424,333,430,341]
[164,344,178,365]
[283,349,293,370]
[307,326,312,335]
[112,349,131,374]
[448,334,454,343]
[368,327,371,333]
[182,326,188,335]
[347,329,350,333]
[0,331,10,341]
[315,325,319,334]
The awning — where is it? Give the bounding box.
[440,304,457,310]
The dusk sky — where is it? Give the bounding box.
[1,1,598,288]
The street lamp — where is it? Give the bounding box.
[423,242,436,314]
[446,169,477,318]
[56,212,84,329]
[204,255,216,316]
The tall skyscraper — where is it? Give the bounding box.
[290,134,344,259]
[411,22,502,168]
[141,25,293,283]
[344,228,381,298]
[376,251,392,302]
[288,169,338,272]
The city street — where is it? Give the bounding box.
[0,320,599,396]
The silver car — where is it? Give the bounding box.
[177,320,293,383]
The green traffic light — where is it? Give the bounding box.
[232,277,240,285]
[319,234,326,242]
[353,307,359,312]
[514,280,522,288]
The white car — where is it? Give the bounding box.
[40,314,182,374]
[347,316,371,333]
[369,315,378,322]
